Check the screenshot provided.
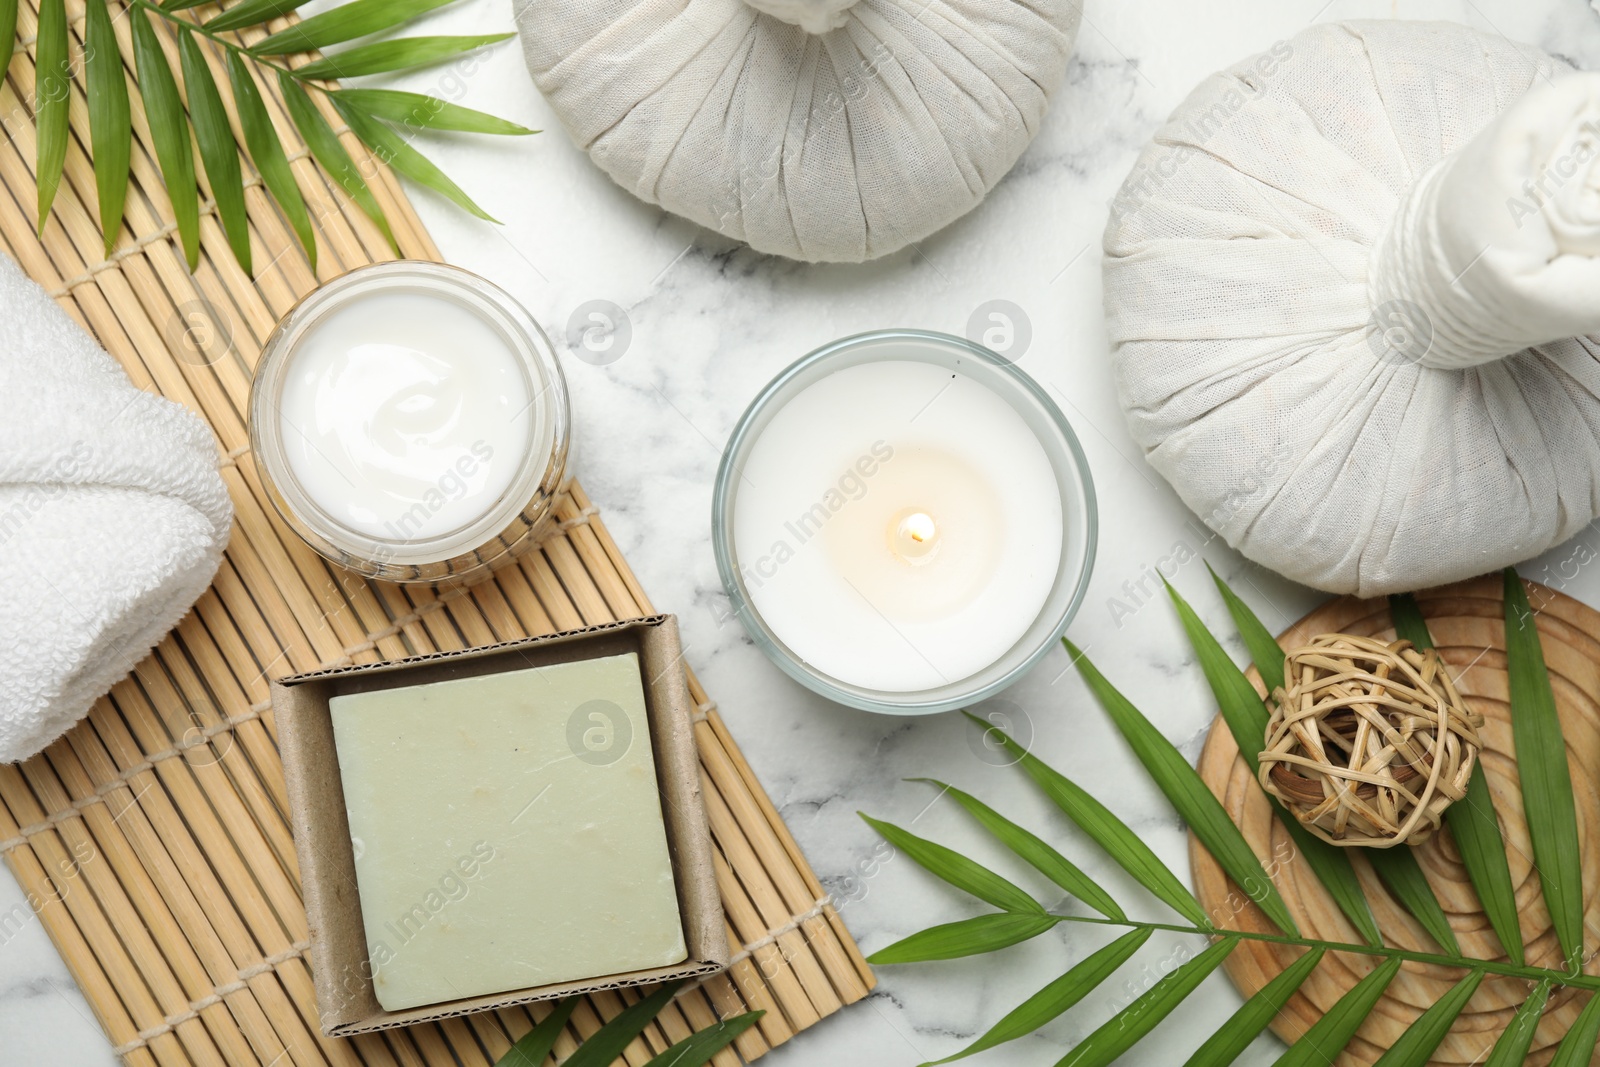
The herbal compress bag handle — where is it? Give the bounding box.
[1104,20,1600,596]
[513,0,1080,262]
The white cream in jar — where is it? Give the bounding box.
[250,262,568,582]
[276,290,533,542]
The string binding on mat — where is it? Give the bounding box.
[2,507,626,845]
[2,648,700,854]
[0,701,272,853]
[45,137,348,299]
[105,896,839,1060]
[109,940,312,1057]
[725,895,836,965]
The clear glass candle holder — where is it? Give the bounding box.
[250,261,571,584]
[712,329,1097,715]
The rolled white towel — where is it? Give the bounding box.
[1370,71,1600,368]
[0,253,232,762]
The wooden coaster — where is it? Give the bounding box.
[1193,574,1600,1066]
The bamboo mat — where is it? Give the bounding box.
[0,3,874,1065]
[1193,576,1600,1066]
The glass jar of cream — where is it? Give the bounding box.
[250,261,570,583]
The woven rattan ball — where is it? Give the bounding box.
[1258,634,1483,848]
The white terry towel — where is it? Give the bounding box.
[0,253,232,762]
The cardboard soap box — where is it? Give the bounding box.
[272,614,728,1036]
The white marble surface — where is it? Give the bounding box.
[9,0,1600,1063]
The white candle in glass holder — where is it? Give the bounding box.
[730,357,1067,694]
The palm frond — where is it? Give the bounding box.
[1484,980,1550,1067]
[1057,936,1239,1067]
[1271,957,1400,1067]
[84,0,130,254]
[1182,946,1323,1067]
[131,11,200,267]
[1390,592,1523,963]
[249,0,457,56]
[298,34,514,79]
[868,912,1062,965]
[1066,639,1298,935]
[908,778,1123,920]
[180,29,253,273]
[971,712,1211,928]
[1502,567,1585,970]
[1370,969,1482,1066]
[489,984,763,1067]
[32,0,67,233]
[227,51,316,267]
[1169,578,1383,946]
[864,573,1599,1064]
[923,929,1153,1066]
[5,0,530,272]
[859,812,1044,915]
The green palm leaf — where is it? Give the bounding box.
[642,1011,764,1067]
[858,813,1044,914]
[971,713,1211,928]
[924,929,1153,1066]
[251,0,457,55]
[496,997,577,1067]
[909,778,1123,921]
[0,0,17,81]
[1165,582,1381,946]
[1550,989,1600,1067]
[204,0,315,32]
[1503,567,1585,970]
[1364,851,1459,954]
[33,0,67,233]
[1484,980,1550,1067]
[869,913,1062,965]
[179,29,252,273]
[16,0,523,273]
[1206,563,1287,693]
[561,982,683,1067]
[1271,956,1401,1067]
[84,0,131,254]
[297,34,515,79]
[1067,640,1298,935]
[278,71,396,252]
[1371,969,1483,1067]
[329,88,535,135]
[1056,937,1240,1067]
[1184,946,1324,1067]
[131,11,200,268]
[863,573,1599,1064]
[1390,592,1522,963]
[226,52,316,268]
[333,100,497,221]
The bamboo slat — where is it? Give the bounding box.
[0,2,874,1064]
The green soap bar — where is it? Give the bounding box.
[330,652,686,1011]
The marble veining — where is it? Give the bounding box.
[7,0,1600,1064]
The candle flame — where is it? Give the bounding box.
[892,510,940,563]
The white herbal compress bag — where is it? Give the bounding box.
[1104,20,1600,596]
[513,0,1080,262]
